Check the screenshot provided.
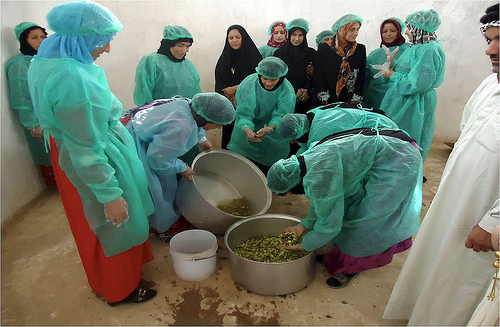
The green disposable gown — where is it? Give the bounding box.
[28,57,154,257]
[134,52,202,106]
[364,43,410,109]
[299,133,422,256]
[5,53,51,165]
[228,73,295,166]
[380,41,445,160]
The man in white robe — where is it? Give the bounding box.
[383,4,500,326]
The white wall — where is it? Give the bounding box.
[1,0,494,222]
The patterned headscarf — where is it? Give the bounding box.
[480,21,500,39]
[267,22,288,48]
[406,23,437,45]
[335,21,360,97]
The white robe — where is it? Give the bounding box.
[383,73,500,326]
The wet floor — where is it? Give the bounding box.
[1,141,452,326]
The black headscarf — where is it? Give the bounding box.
[214,25,262,94]
[273,27,316,92]
[157,37,193,62]
[19,26,47,56]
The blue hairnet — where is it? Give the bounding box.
[255,57,288,79]
[191,92,235,125]
[163,25,193,40]
[37,1,120,64]
[268,21,287,35]
[332,14,363,35]
[14,22,38,40]
[267,157,302,194]
[278,113,310,140]
[287,18,310,33]
[406,8,441,33]
[316,29,334,47]
[46,1,123,36]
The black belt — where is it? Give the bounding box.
[314,128,415,147]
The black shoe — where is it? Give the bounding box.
[107,287,157,306]
[326,273,359,289]
[423,176,427,183]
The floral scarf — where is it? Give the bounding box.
[267,22,288,48]
[335,21,359,97]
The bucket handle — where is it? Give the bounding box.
[192,254,217,261]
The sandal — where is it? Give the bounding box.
[107,287,157,307]
[326,273,359,289]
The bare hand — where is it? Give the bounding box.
[383,69,394,79]
[255,126,274,139]
[296,89,309,102]
[30,125,44,140]
[465,225,494,252]
[283,224,308,239]
[104,197,128,227]
[198,140,212,153]
[244,128,261,142]
[285,243,304,252]
[181,166,195,181]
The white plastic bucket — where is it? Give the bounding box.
[169,229,218,281]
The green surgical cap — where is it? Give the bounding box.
[268,21,286,35]
[384,17,406,34]
[315,29,334,47]
[267,157,302,194]
[332,14,363,35]
[163,25,193,40]
[406,8,441,33]
[14,22,39,40]
[192,92,235,125]
[46,1,123,36]
[255,57,288,79]
[278,114,310,140]
[287,18,310,33]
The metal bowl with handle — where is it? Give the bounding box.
[224,214,316,295]
[175,149,272,234]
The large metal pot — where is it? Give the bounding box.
[175,149,272,234]
[224,214,316,295]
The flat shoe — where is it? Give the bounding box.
[326,273,359,289]
[108,287,157,307]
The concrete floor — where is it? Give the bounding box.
[1,141,452,326]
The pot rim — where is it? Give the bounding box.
[191,149,272,217]
[224,213,315,265]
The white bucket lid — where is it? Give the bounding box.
[169,229,218,261]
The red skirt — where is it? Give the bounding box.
[50,137,154,303]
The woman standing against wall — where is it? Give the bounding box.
[215,25,261,149]
[379,9,445,161]
[28,1,157,306]
[134,25,201,106]
[274,18,316,114]
[313,14,366,106]
[259,21,288,59]
[364,17,410,109]
[6,22,55,186]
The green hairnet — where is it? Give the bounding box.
[191,92,235,125]
[384,17,406,34]
[332,14,363,35]
[268,21,286,35]
[163,25,193,40]
[286,18,310,33]
[405,8,441,33]
[315,29,334,47]
[46,1,123,36]
[278,114,310,140]
[267,157,302,194]
[14,22,39,40]
[255,57,288,79]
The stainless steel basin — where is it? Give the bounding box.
[224,214,316,295]
[175,149,272,234]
